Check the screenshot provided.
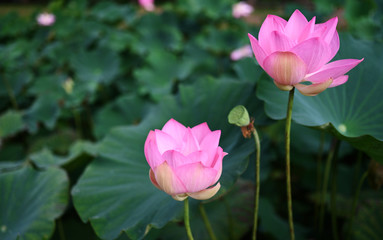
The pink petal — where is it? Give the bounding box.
[263,51,307,87]
[153,162,187,195]
[161,118,187,143]
[149,169,162,190]
[211,147,226,183]
[187,183,221,200]
[180,128,200,155]
[284,9,309,41]
[230,45,253,61]
[306,58,364,83]
[191,122,211,144]
[314,17,338,44]
[263,31,294,54]
[248,33,268,68]
[174,162,218,193]
[200,130,221,167]
[295,79,333,96]
[258,15,287,50]
[163,150,207,169]
[298,17,316,42]
[329,75,349,88]
[144,131,165,168]
[291,37,331,73]
[328,31,340,61]
[155,130,178,155]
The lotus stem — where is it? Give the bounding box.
[73,108,82,138]
[315,131,325,227]
[199,203,217,240]
[330,146,339,240]
[347,170,368,240]
[319,138,340,234]
[184,198,194,240]
[285,88,295,240]
[252,127,261,240]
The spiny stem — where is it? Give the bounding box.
[252,128,261,240]
[199,203,217,240]
[184,198,194,240]
[285,88,295,240]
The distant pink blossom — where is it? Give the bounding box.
[248,9,363,96]
[36,12,55,26]
[139,0,155,12]
[232,2,254,18]
[144,119,227,201]
[231,45,253,61]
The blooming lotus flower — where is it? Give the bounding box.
[139,0,155,12]
[36,12,55,26]
[248,9,363,96]
[232,2,254,18]
[230,45,253,61]
[144,119,227,201]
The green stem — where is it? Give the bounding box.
[319,138,340,234]
[58,219,66,240]
[223,198,234,240]
[184,198,194,240]
[285,88,295,240]
[199,203,217,240]
[330,146,339,240]
[73,108,82,138]
[315,131,325,227]
[252,128,261,240]
[1,77,19,110]
[347,171,368,240]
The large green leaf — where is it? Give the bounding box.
[29,140,98,169]
[145,179,254,240]
[94,94,150,139]
[134,49,195,101]
[0,166,69,240]
[350,193,383,240]
[130,12,182,54]
[256,34,383,161]
[70,48,120,84]
[72,78,263,240]
[0,111,24,138]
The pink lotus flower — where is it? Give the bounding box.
[232,2,254,18]
[248,9,363,96]
[36,12,55,26]
[231,45,253,61]
[138,0,155,12]
[144,119,227,201]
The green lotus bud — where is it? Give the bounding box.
[228,105,250,127]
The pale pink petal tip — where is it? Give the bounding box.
[37,12,55,26]
[188,183,221,200]
[295,79,333,96]
[138,0,155,11]
[232,2,254,18]
[230,45,253,61]
[172,194,188,201]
